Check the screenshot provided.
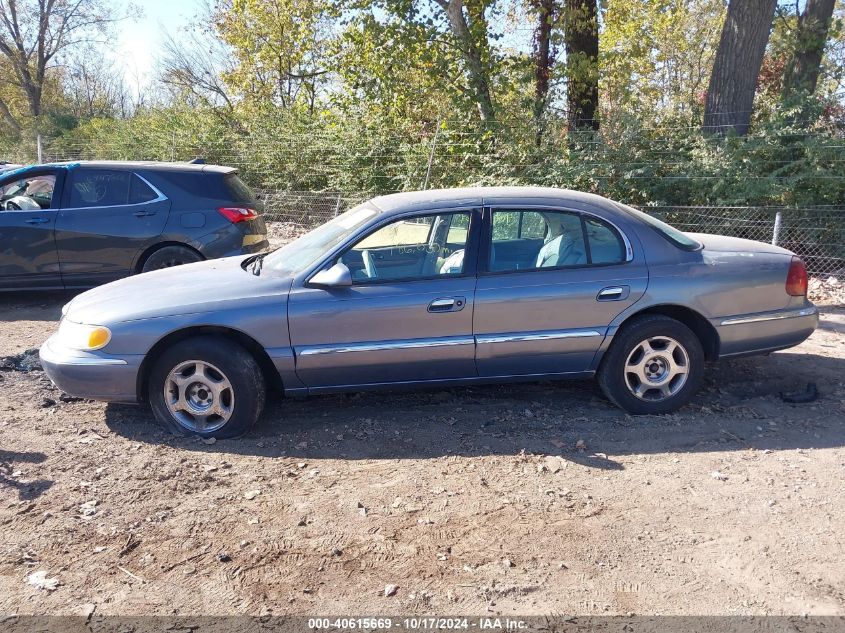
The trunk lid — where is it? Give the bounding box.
[687,232,795,256]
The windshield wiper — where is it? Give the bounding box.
[247,252,268,276]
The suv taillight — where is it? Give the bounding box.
[785,256,808,296]
[218,207,258,223]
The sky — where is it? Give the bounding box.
[108,0,199,92]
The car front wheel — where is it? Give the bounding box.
[597,315,704,415]
[148,336,266,438]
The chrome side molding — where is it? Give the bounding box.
[476,329,602,345]
[298,336,474,356]
[720,306,817,326]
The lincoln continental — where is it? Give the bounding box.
[40,187,818,438]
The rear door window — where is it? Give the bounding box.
[68,170,131,208]
[584,217,626,264]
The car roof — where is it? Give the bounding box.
[370,186,617,213]
[0,160,235,180]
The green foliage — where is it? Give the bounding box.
[1,0,843,214]
[35,101,845,210]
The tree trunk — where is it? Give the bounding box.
[703,0,777,136]
[781,0,836,105]
[532,0,556,145]
[563,0,599,132]
[0,96,21,133]
[439,0,496,122]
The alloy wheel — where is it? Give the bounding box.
[624,336,690,402]
[164,360,234,432]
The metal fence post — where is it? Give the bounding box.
[333,193,342,218]
[771,211,782,246]
[423,119,441,190]
[36,134,43,163]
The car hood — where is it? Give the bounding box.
[64,256,293,325]
[687,232,795,256]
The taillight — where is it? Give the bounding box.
[785,256,808,296]
[218,207,258,223]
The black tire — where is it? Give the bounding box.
[141,245,203,273]
[148,336,265,439]
[597,314,705,415]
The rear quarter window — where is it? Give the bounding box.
[152,170,253,203]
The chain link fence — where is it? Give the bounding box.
[255,192,845,277]
[6,131,844,278]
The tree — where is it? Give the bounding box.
[781,0,837,106]
[530,0,559,144]
[212,0,334,111]
[703,0,778,136]
[64,50,132,119]
[563,0,599,131]
[600,0,725,125]
[434,0,497,121]
[160,26,236,112]
[337,0,501,123]
[0,0,124,131]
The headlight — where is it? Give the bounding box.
[57,319,112,351]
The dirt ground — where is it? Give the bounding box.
[1,271,844,616]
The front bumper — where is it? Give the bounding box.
[39,336,143,403]
[715,304,819,358]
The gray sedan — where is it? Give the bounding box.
[40,187,818,438]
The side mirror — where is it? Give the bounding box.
[310,262,352,288]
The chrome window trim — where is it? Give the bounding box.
[298,335,475,356]
[60,170,167,212]
[476,329,603,345]
[720,306,817,326]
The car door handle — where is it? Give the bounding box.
[597,286,630,301]
[133,211,157,217]
[428,296,466,313]
[25,217,50,224]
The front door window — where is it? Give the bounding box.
[0,174,56,210]
[340,212,472,282]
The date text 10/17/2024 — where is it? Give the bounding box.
[308,618,529,631]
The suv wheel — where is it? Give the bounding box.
[597,315,704,415]
[148,336,265,438]
[141,246,202,273]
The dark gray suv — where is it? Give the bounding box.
[0,160,268,290]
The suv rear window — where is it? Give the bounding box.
[224,174,256,204]
[152,170,254,203]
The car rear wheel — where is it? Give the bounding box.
[141,245,203,273]
[597,315,704,415]
[148,336,265,438]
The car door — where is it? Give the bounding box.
[474,206,648,377]
[0,169,63,289]
[287,209,480,389]
[55,168,171,287]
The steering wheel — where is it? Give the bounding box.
[362,249,378,279]
[5,201,20,210]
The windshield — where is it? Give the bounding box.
[264,203,379,275]
[616,203,702,251]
